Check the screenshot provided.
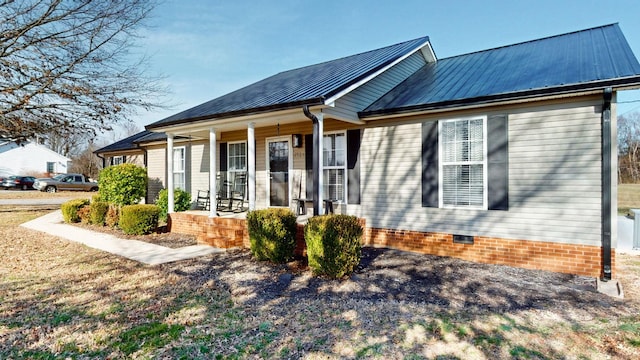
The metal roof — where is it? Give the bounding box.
[94,131,152,154]
[147,36,430,129]
[362,24,640,117]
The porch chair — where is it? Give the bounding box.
[196,190,210,211]
[229,172,247,212]
[216,173,232,212]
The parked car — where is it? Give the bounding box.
[1,176,36,190]
[33,173,98,192]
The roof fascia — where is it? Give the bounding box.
[146,97,325,130]
[322,38,435,106]
[360,76,640,120]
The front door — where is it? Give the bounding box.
[267,138,290,207]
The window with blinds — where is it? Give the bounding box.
[439,117,487,208]
[323,132,346,201]
[173,147,185,190]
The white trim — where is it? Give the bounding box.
[265,136,293,208]
[209,128,217,218]
[322,130,347,203]
[323,38,433,105]
[227,140,247,173]
[167,134,174,213]
[247,123,256,211]
[112,155,125,165]
[172,146,186,190]
[438,116,488,210]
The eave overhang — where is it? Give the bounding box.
[360,76,640,120]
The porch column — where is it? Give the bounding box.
[209,127,217,218]
[247,122,256,211]
[167,133,174,213]
[313,113,324,215]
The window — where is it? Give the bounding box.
[439,117,487,208]
[112,156,124,165]
[173,147,185,190]
[228,142,247,195]
[46,162,54,173]
[228,142,247,173]
[323,132,346,201]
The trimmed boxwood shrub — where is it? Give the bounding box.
[304,214,363,278]
[98,163,147,206]
[156,188,192,222]
[119,204,160,235]
[247,208,297,263]
[61,199,90,223]
[89,201,109,226]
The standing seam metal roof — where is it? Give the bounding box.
[146,36,430,129]
[362,24,640,116]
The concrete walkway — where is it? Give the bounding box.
[20,211,222,265]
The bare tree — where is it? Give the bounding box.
[44,127,91,157]
[618,112,640,183]
[0,0,165,142]
[69,140,103,179]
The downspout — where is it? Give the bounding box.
[602,87,613,281]
[303,105,321,216]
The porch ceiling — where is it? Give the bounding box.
[152,106,360,139]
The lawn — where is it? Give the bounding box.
[619,184,640,215]
[1,210,640,359]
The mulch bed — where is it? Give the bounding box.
[73,222,198,248]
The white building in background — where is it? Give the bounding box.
[0,139,71,177]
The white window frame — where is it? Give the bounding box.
[438,116,488,210]
[228,141,247,173]
[112,156,124,166]
[173,146,186,190]
[322,131,347,203]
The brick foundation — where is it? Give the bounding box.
[365,227,614,278]
[168,212,249,248]
[168,212,612,278]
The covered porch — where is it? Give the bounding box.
[158,105,363,220]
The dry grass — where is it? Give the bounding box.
[0,190,92,200]
[1,210,640,359]
[618,184,640,214]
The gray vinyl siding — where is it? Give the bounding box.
[146,145,166,204]
[189,141,210,204]
[360,100,604,247]
[324,52,427,119]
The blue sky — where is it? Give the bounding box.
[129,0,640,131]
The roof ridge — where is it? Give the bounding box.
[440,23,619,60]
[276,35,430,75]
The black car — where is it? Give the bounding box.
[1,176,36,190]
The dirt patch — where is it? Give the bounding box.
[74,222,198,248]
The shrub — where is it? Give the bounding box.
[89,201,109,226]
[98,164,147,206]
[247,208,297,263]
[78,206,91,224]
[105,204,119,228]
[156,188,192,222]
[61,199,90,223]
[119,204,160,235]
[304,214,363,279]
[91,194,101,203]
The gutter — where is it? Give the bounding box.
[302,105,321,216]
[359,76,640,119]
[601,87,613,281]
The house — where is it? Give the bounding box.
[0,138,71,177]
[108,24,640,279]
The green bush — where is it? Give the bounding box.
[105,204,119,228]
[156,188,192,222]
[89,201,109,226]
[119,204,160,235]
[98,164,147,206]
[304,214,363,279]
[247,208,297,263]
[61,199,90,223]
